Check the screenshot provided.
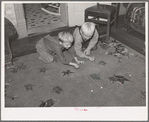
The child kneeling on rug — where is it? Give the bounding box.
[73,22,99,61]
[36,32,84,68]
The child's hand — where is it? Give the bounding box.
[74,63,80,68]
[69,62,79,69]
[84,49,90,56]
[74,57,84,64]
[77,60,84,64]
[84,55,95,62]
[89,56,95,62]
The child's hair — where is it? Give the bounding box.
[81,22,95,37]
[58,32,73,43]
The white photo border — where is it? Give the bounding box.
[1,1,148,121]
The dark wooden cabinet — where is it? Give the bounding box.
[85,3,120,42]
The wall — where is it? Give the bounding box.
[4,3,28,39]
[67,3,95,26]
[67,3,126,26]
[60,3,68,25]
[4,3,18,30]
[4,3,127,38]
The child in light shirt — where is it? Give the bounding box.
[73,22,99,61]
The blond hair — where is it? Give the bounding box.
[58,32,73,43]
[81,22,95,37]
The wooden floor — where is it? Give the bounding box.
[10,15,145,59]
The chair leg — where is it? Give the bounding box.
[114,14,118,31]
[106,15,111,43]
[114,3,120,31]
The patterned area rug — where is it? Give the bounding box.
[5,37,146,107]
[23,4,67,34]
[24,4,61,29]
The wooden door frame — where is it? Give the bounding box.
[14,3,28,39]
[14,3,69,38]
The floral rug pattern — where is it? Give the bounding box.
[5,37,146,107]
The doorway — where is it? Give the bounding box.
[23,3,68,35]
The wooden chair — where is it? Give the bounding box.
[85,3,120,42]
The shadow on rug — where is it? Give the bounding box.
[5,37,146,107]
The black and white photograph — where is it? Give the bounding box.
[1,1,148,121]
